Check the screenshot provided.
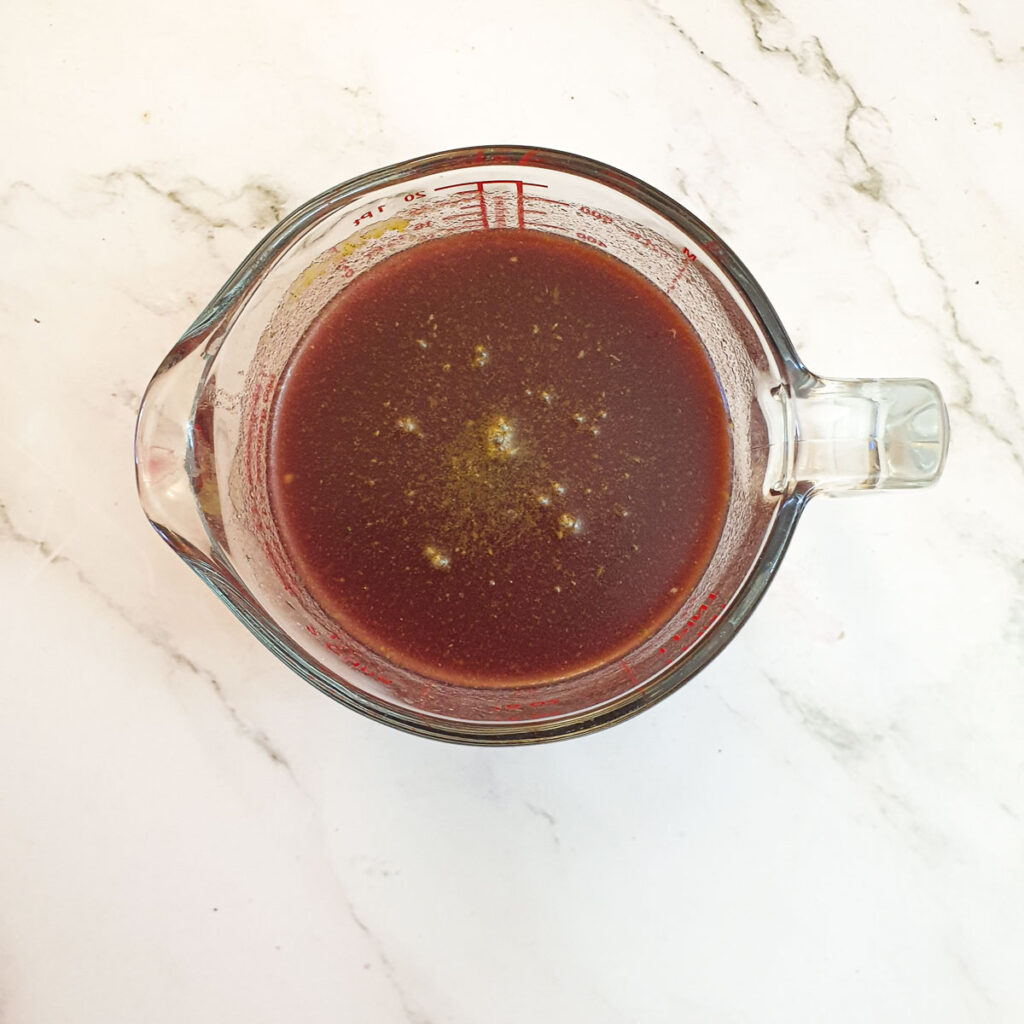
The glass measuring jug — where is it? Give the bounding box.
[135,146,949,744]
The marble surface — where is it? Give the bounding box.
[2,0,1023,1020]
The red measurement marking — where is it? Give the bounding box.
[243,391,258,488]
[666,265,687,294]
[440,213,484,224]
[492,698,561,713]
[660,591,723,661]
[621,227,678,261]
[434,180,549,230]
[322,636,397,687]
[476,182,487,228]
[492,192,507,227]
[620,659,639,687]
[353,204,386,227]
[666,248,699,293]
[579,206,613,224]
[241,372,300,597]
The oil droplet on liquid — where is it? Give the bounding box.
[556,512,582,538]
[484,416,516,459]
[423,545,451,570]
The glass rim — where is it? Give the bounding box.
[167,145,810,745]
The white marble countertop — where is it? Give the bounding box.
[2,1,1023,1020]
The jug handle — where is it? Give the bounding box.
[788,373,950,495]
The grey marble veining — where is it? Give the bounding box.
[1,0,1023,1021]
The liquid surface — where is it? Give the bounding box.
[269,229,730,687]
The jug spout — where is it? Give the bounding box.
[134,336,215,567]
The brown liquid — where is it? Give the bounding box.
[268,229,730,687]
